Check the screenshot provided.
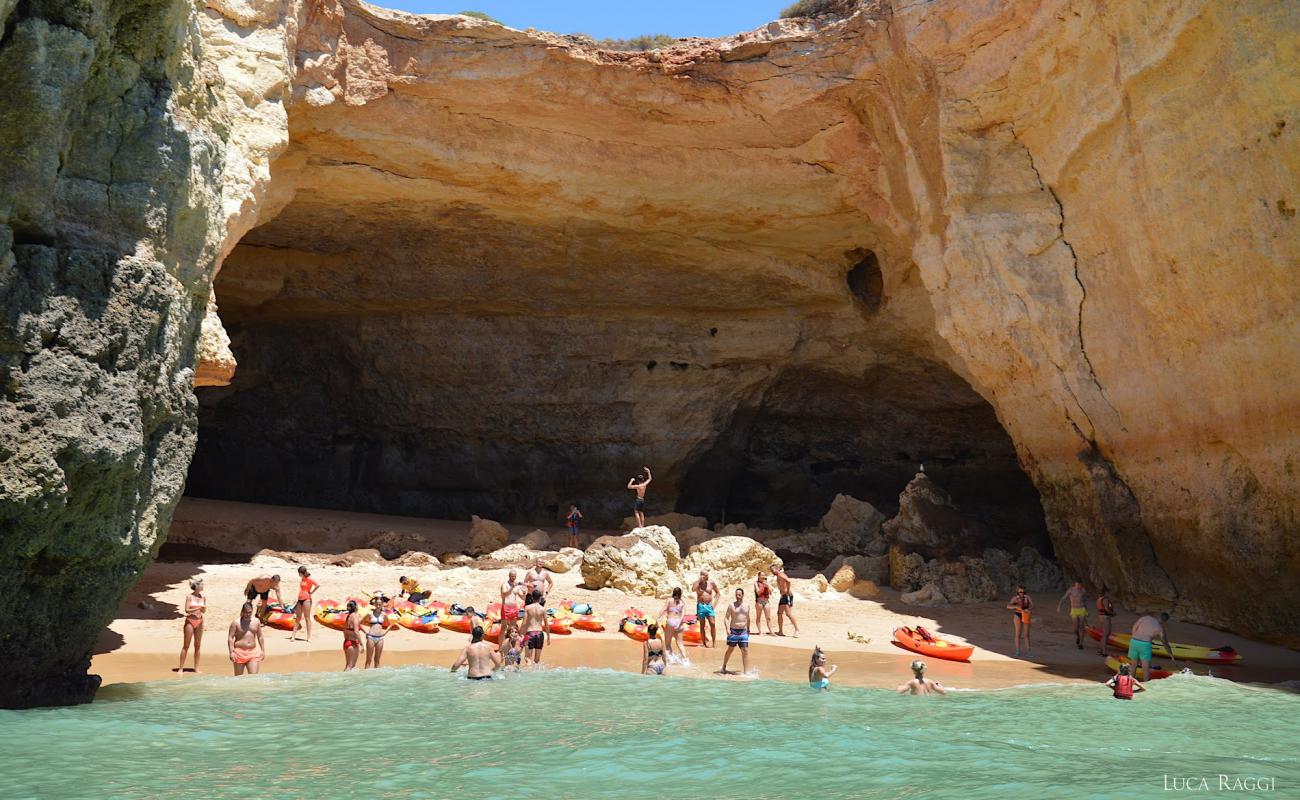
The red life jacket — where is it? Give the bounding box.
[1113,675,1134,700]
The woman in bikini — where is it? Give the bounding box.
[364,595,391,669]
[342,600,363,671]
[176,578,205,673]
[809,646,836,690]
[754,572,774,635]
[292,566,319,642]
[1006,585,1034,657]
[642,623,667,675]
[659,587,687,659]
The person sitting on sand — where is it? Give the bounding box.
[643,623,668,675]
[694,570,720,648]
[365,595,392,669]
[342,599,363,671]
[452,625,503,680]
[720,588,752,676]
[659,587,687,659]
[566,504,583,549]
[243,574,282,621]
[292,566,318,642]
[754,571,774,635]
[524,559,553,606]
[770,563,800,638]
[896,660,946,695]
[500,570,524,639]
[809,646,837,690]
[398,575,429,604]
[522,590,550,664]
[177,578,205,674]
[627,466,652,528]
[1105,662,1147,700]
[1095,586,1116,656]
[228,602,265,676]
[1057,579,1089,650]
[1130,612,1179,679]
[1006,585,1033,657]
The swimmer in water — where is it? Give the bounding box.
[896,660,946,695]
[809,646,836,690]
[1105,662,1147,700]
[642,623,667,675]
[452,625,502,680]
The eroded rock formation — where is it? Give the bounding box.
[2,0,1296,706]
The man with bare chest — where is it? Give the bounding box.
[694,569,720,648]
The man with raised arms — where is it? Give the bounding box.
[626,466,652,528]
[720,588,752,676]
[770,562,800,637]
[521,590,551,665]
[452,625,502,680]
[693,569,720,648]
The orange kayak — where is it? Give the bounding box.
[892,626,973,662]
[263,603,297,631]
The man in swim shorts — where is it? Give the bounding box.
[243,574,282,621]
[522,591,550,664]
[1057,579,1089,649]
[524,558,553,606]
[770,563,800,637]
[626,466,652,528]
[720,588,752,676]
[1130,612,1179,679]
[896,660,946,695]
[500,570,524,639]
[228,602,265,676]
[452,625,502,680]
[694,569,720,648]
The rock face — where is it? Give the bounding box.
[580,534,679,596]
[3,0,1297,706]
[768,494,887,559]
[681,536,781,590]
[891,545,1064,603]
[883,473,989,559]
[467,516,509,556]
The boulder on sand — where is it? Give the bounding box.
[468,515,509,556]
[517,529,551,551]
[883,472,988,558]
[627,525,681,571]
[826,554,890,586]
[331,548,386,567]
[681,536,780,589]
[621,512,707,532]
[394,551,440,568]
[765,495,886,559]
[829,564,857,591]
[900,582,947,606]
[580,534,677,595]
[368,531,439,560]
[541,548,583,574]
[675,526,717,550]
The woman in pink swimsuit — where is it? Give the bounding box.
[177,578,205,673]
[658,587,687,659]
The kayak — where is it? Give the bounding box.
[439,614,476,634]
[891,626,974,662]
[312,598,353,632]
[263,603,297,631]
[548,620,573,635]
[619,617,650,641]
[1107,655,1172,680]
[1087,626,1241,664]
[395,610,440,634]
[572,616,605,632]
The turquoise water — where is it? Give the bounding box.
[1,669,1296,799]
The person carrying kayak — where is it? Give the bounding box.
[1006,585,1033,657]
[896,660,946,695]
[1105,662,1147,699]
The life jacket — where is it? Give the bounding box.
[1113,674,1134,700]
[915,626,936,642]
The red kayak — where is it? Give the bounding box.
[892,626,973,662]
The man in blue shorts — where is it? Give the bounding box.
[694,569,720,648]
[720,588,752,676]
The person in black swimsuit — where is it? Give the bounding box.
[642,623,667,675]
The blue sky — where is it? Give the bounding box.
[385,1,790,39]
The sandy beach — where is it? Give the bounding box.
[92,503,1300,692]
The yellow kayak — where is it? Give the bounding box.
[1088,626,1241,664]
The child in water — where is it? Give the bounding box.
[502,629,523,669]
[809,646,837,690]
[1105,663,1147,700]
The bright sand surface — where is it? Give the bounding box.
[93,502,1300,690]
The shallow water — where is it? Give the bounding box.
[2,669,1296,799]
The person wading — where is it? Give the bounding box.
[720,587,752,676]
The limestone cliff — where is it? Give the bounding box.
[1,0,1296,706]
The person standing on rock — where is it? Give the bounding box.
[243,574,282,622]
[228,602,265,676]
[522,590,550,664]
[1129,612,1179,680]
[525,558,553,605]
[694,570,720,648]
[1095,586,1117,656]
[176,578,206,674]
[1057,580,1089,650]
[770,563,800,638]
[500,570,524,639]
[720,588,752,676]
[1006,585,1033,657]
[566,504,583,549]
[292,566,318,642]
[627,466,652,528]
[754,571,775,635]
